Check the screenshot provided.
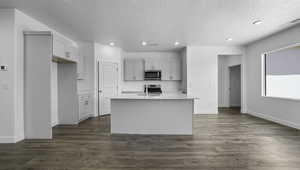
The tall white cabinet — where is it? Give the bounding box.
[24,31,52,139]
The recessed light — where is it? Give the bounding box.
[142,41,147,46]
[252,20,263,25]
[174,41,180,46]
[109,42,115,46]
[226,38,233,41]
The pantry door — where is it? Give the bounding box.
[98,61,118,116]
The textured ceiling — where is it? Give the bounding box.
[1,0,300,51]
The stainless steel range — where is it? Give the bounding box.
[144,84,162,95]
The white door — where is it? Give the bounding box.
[98,61,118,115]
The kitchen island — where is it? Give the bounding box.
[111,94,194,135]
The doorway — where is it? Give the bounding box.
[218,55,242,114]
[97,61,119,116]
[229,65,241,108]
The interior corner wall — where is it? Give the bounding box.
[186,46,245,114]
[51,62,58,127]
[0,9,16,143]
[245,24,300,129]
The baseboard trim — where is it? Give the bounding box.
[194,112,218,114]
[0,136,16,143]
[14,134,24,143]
[247,110,300,130]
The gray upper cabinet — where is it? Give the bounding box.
[145,58,162,71]
[169,57,181,80]
[124,59,144,81]
[124,56,181,81]
[161,57,182,81]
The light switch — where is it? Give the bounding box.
[0,65,8,71]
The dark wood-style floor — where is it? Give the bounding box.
[1,109,300,170]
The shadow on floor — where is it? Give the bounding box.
[218,107,241,114]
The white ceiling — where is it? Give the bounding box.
[1,0,300,51]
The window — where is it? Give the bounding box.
[262,44,300,100]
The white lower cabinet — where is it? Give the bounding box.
[78,93,93,121]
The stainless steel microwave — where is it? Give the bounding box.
[144,70,161,80]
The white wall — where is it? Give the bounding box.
[245,24,300,129]
[122,51,182,93]
[51,62,58,127]
[218,55,242,107]
[0,9,77,143]
[186,46,245,114]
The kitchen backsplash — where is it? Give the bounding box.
[121,80,182,93]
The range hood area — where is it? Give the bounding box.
[123,51,183,81]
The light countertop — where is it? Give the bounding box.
[111,93,196,100]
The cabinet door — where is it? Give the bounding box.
[161,57,170,80]
[133,59,144,80]
[124,59,144,81]
[124,59,135,80]
[65,44,78,62]
[169,57,182,80]
[78,95,85,120]
[53,37,65,58]
[145,58,155,70]
[83,96,90,115]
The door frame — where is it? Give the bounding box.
[229,64,241,108]
[217,54,246,113]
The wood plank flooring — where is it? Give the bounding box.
[1,108,300,170]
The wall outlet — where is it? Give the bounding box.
[0,65,8,71]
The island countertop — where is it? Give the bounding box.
[111,93,194,135]
[110,93,196,100]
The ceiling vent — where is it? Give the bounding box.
[290,18,300,24]
[148,43,159,46]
